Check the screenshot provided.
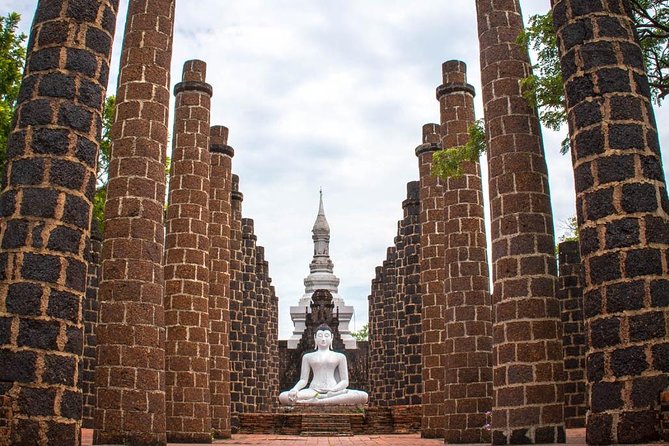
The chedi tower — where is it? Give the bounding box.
[288,191,356,349]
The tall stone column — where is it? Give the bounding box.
[228,174,244,430]
[416,123,446,438]
[475,0,565,443]
[83,227,103,428]
[400,181,423,406]
[208,125,233,438]
[241,218,259,411]
[557,240,586,429]
[368,266,384,405]
[254,246,269,411]
[164,60,212,443]
[437,60,493,444]
[95,0,176,443]
[552,1,669,443]
[381,247,398,406]
[0,1,118,444]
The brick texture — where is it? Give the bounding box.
[552,1,669,443]
[557,241,586,428]
[164,60,212,443]
[95,0,176,444]
[241,217,259,410]
[476,0,566,443]
[82,227,102,428]
[229,174,244,432]
[0,395,12,446]
[0,1,118,444]
[208,125,233,438]
[437,60,493,444]
[368,265,385,406]
[416,123,446,438]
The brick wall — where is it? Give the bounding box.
[164,60,212,443]
[552,0,669,443]
[557,240,586,428]
[0,1,118,444]
[437,60,493,444]
[208,125,233,438]
[476,0,566,443]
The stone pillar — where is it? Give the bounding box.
[368,266,384,405]
[551,1,669,443]
[437,60,493,444]
[254,246,269,411]
[416,123,446,438]
[267,283,280,409]
[241,218,258,411]
[95,0,175,443]
[0,1,118,444]
[475,1,566,443]
[400,181,422,406]
[381,247,398,406]
[394,218,408,406]
[164,60,212,443]
[228,174,244,431]
[83,227,103,428]
[208,125,233,438]
[557,240,586,428]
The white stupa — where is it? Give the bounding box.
[287,191,357,349]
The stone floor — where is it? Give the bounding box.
[82,428,596,445]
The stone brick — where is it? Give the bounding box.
[552,0,669,442]
[477,0,565,442]
[95,0,175,444]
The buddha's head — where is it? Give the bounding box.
[314,324,333,350]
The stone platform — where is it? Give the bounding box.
[239,405,421,436]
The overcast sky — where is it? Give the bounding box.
[3,0,668,340]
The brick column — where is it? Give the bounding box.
[241,218,258,411]
[83,227,103,428]
[476,1,565,443]
[267,283,279,409]
[416,123,446,438]
[557,241,586,428]
[164,60,212,443]
[551,1,669,443]
[0,1,118,444]
[381,247,398,406]
[229,174,244,431]
[394,209,409,406]
[400,181,423,406]
[437,60,493,444]
[254,246,269,411]
[368,266,384,405]
[208,125,233,438]
[95,0,175,443]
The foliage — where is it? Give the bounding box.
[518,2,669,154]
[0,12,26,178]
[558,215,579,243]
[351,324,368,342]
[92,96,116,233]
[432,120,486,180]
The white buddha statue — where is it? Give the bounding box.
[279,324,368,405]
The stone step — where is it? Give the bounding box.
[300,414,353,436]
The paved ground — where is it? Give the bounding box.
[82,428,593,445]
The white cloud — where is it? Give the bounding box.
[3,0,668,340]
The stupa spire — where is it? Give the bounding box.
[310,189,333,272]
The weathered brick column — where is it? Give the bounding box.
[400,181,422,406]
[83,226,103,428]
[416,122,446,438]
[95,0,176,443]
[229,174,244,431]
[368,266,384,405]
[475,0,565,443]
[267,283,279,409]
[552,1,669,443]
[164,60,212,443]
[394,211,409,405]
[241,218,259,411]
[0,1,118,444]
[381,247,398,405]
[437,60,493,444]
[254,246,269,411]
[208,125,233,438]
[557,240,586,428]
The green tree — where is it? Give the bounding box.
[431,119,486,180]
[92,95,116,233]
[0,12,27,177]
[351,324,368,342]
[518,1,669,154]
